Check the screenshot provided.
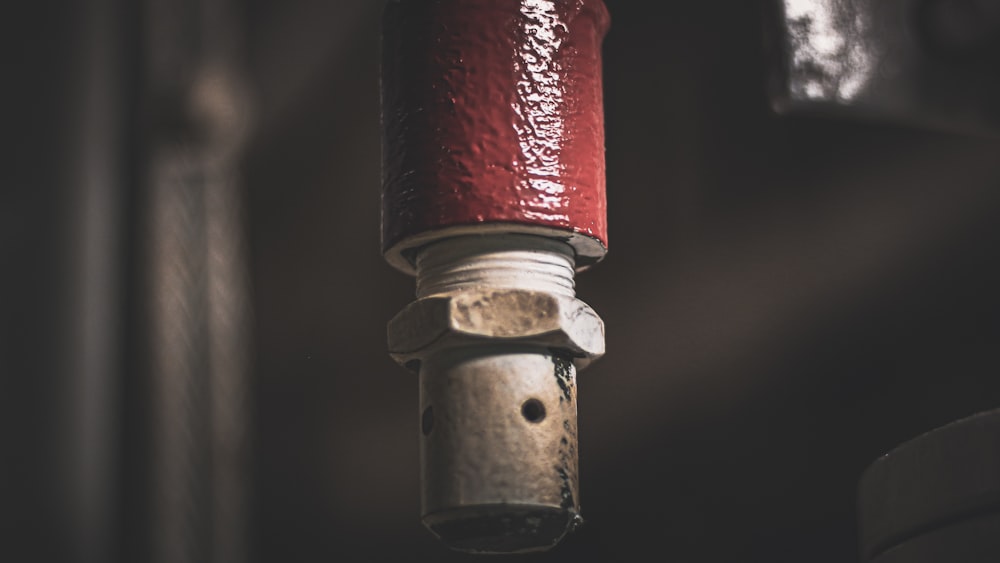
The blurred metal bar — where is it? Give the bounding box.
[768,0,1000,136]
[859,409,1000,562]
[147,148,215,563]
[142,0,253,561]
[2,0,128,561]
[68,0,125,559]
[205,153,252,563]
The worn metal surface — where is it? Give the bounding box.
[858,408,1000,562]
[387,236,604,553]
[416,235,577,298]
[768,0,1000,136]
[420,348,581,553]
[388,289,605,370]
[390,236,604,370]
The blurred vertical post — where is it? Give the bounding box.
[3,0,126,560]
[69,0,123,560]
[142,0,253,561]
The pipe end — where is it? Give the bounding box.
[423,504,582,554]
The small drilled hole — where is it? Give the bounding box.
[421,406,434,436]
[521,399,546,423]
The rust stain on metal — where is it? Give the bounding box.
[553,353,579,513]
[552,354,574,403]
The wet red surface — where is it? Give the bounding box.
[381,0,610,258]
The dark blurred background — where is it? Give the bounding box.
[5,0,1000,562]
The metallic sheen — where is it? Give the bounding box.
[769,0,1000,136]
[381,0,611,269]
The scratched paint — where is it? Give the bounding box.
[381,0,610,257]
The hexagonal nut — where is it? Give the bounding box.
[388,289,605,370]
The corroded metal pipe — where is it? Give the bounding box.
[381,0,610,553]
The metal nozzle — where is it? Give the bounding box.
[387,235,603,553]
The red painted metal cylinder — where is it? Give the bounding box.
[381,0,610,273]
